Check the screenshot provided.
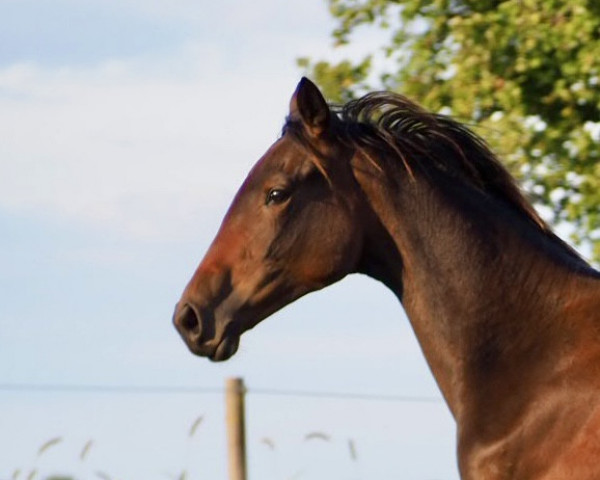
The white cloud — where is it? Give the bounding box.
[0,0,383,244]
[0,0,388,243]
[0,42,304,241]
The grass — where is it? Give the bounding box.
[6,415,360,480]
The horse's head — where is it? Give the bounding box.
[173,78,370,361]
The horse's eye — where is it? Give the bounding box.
[266,188,290,206]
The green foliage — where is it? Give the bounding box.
[301,0,600,261]
[297,56,372,103]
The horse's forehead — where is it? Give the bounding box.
[231,137,309,204]
[252,137,309,176]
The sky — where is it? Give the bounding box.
[0,1,459,479]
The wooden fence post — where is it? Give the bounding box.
[225,377,247,480]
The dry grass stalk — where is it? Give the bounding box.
[37,437,62,456]
[95,470,112,480]
[348,439,358,461]
[304,432,330,442]
[260,437,275,450]
[80,439,94,461]
[188,416,204,438]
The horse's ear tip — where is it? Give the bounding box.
[291,77,316,108]
[290,77,328,135]
[298,77,318,91]
[296,77,310,91]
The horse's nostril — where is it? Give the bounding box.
[175,303,202,336]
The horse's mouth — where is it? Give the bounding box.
[209,334,240,362]
[182,332,241,362]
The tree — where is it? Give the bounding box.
[300,0,600,261]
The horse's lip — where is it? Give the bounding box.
[208,334,240,362]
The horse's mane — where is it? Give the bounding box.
[285,91,588,266]
[333,92,549,230]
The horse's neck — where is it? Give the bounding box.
[354,163,600,422]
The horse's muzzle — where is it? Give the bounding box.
[172,302,240,361]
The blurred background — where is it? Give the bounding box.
[2,0,599,479]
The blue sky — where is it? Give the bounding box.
[0,1,192,65]
[0,1,459,478]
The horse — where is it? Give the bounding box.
[173,77,600,479]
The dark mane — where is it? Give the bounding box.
[284,91,588,265]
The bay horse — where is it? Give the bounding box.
[173,77,600,479]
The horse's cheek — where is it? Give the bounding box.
[303,212,359,284]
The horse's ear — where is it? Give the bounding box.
[289,77,330,137]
